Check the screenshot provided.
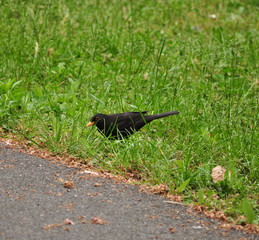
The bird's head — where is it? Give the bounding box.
[87,113,106,127]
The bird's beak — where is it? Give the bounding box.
[87,121,95,127]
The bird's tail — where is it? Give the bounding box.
[145,111,180,121]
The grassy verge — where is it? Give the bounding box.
[0,0,258,224]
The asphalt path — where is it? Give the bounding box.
[0,143,257,240]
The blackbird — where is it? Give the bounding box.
[87,111,180,139]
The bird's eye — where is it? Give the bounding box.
[95,117,100,120]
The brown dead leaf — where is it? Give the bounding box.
[204,210,228,221]
[211,166,226,183]
[91,217,107,225]
[199,220,211,226]
[169,227,177,233]
[64,219,75,225]
[78,216,88,223]
[43,224,62,231]
[93,182,102,187]
[57,178,64,183]
[87,192,103,197]
[60,203,75,210]
[0,165,15,169]
[140,183,170,195]
[63,180,75,189]
[16,195,25,200]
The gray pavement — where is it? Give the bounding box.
[0,143,257,240]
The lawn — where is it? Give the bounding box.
[0,0,258,224]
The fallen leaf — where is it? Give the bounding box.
[43,224,62,231]
[60,203,75,209]
[87,192,102,197]
[64,219,75,225]
[81,170,99,176]
[211,166,226,183]
[93,182,102,187]
[0,165,15,169]
[91,217,107,225]
[63,180,75,189]
[169,227,177,233]
[140,183,169,195]
[78,216,88,224]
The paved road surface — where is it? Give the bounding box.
[0,143,257,240]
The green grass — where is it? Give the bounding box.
[0,0,258,224]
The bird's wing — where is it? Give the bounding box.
[116,112,148,131]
